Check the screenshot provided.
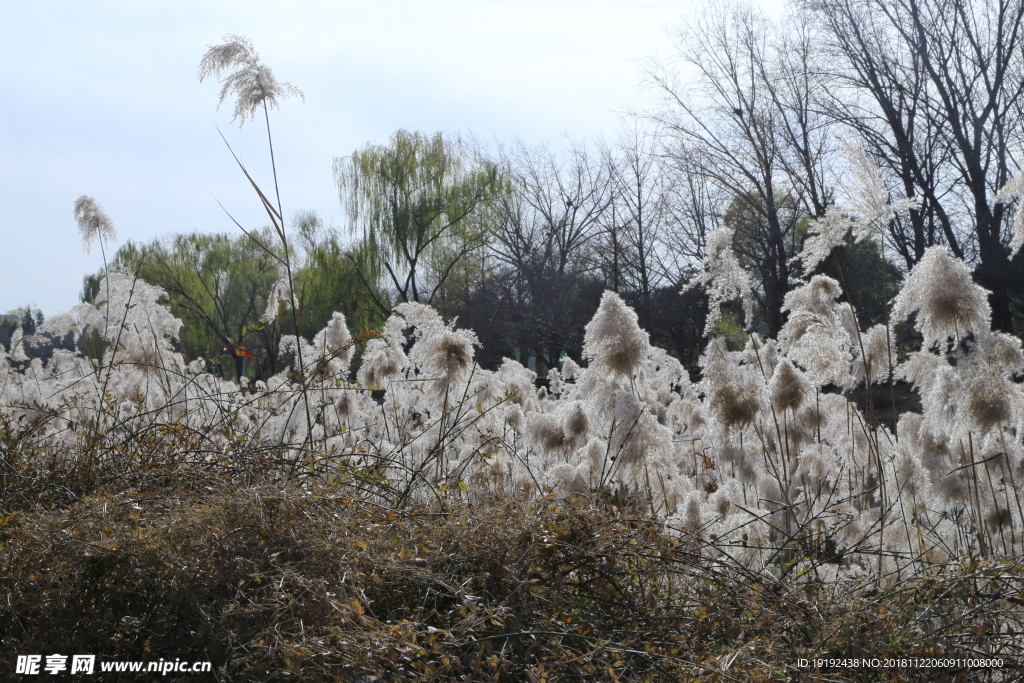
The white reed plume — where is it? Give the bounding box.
[399,303,478,389]
[95,272,183,367]
[264,279,296,323]
[892,246,991,349]
[357,316,406,387]
[583,291,651,377]
[794,207,854,272]
[686,227,753,335]
[73,195,117,254]
[313,312,353,369]
[8,328,28,363]
[778,275,855,388]
[842,141,916,228]
[994,171,1024,257]
[198,34,304,127]
[768,358,809,413]
[795,142,915,271]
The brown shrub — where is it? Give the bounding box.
[1,484,1023,681]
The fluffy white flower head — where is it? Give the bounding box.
[686,227,753,335]
[794,208,854,272]
[795,144,914,271]
[397,303,478,387]
[892,246,990,349]
[198,35,304,127]
[310,311,353,379]
[994,171,1024,257]
[97,272,183,368]
[854,323,895,384]
[264,279,295,323]
[74,195,117,254]
[8,328,28,362]
[768,358,809,413]
[583,291,650,377]
[778,276,855,387]
[842,141,917,228]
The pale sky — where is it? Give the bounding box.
[1,0,784,316]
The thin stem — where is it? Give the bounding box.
[264,102,284,226]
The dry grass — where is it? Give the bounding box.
[2,478,1023,682]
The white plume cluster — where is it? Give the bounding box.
[198,34,304,127]
[264,279,296,323]
[686,227,753,334]
[892,246,992,350]
[3,262,1024,579]
[74,195,117,254]
[794,143,916,271]
[995,171,1024,257]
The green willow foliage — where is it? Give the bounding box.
[334,130,506,306]
[299,238,389,336]
[89,232,282,380]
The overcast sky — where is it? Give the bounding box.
[1,0,783,316]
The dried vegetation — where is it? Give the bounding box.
[2,481,1023,681]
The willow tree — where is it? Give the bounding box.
[299,237,390,335]
[89,231,283,380]
[334,130,503,306]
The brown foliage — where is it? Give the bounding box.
[2,484,1023,681]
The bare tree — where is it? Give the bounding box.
[648,3,834,336]
[478,139,615,372]
[660,145,726,276]
[806,0,1024,331]
[603,123,674,324]
[494,139,614,278]
[809,0,958,269]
